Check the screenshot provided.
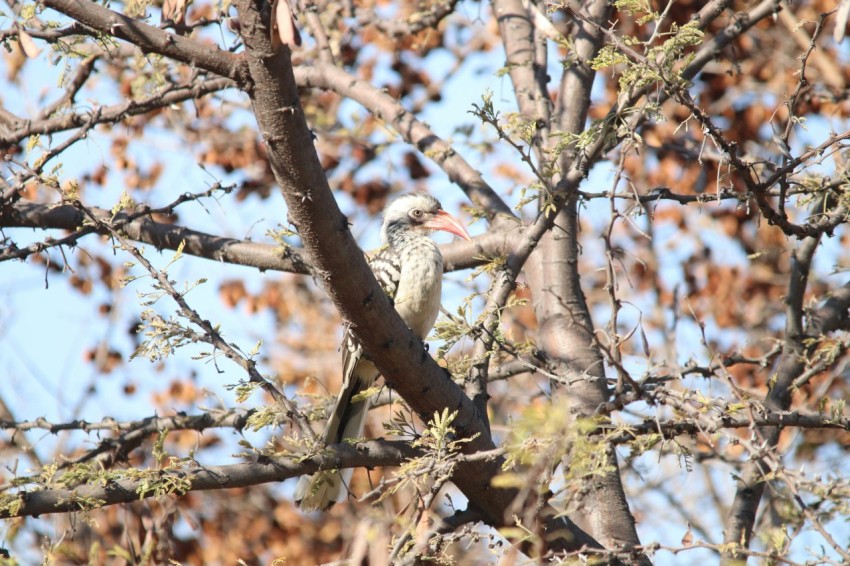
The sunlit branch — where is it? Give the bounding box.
[41,0,248,83]
[604,410,850,445]
[0,200,517,275]
[5,404,845,456]
[775,468,850,562]
[0,440,417,519]
[579,181,847,205]
[563,539,805,566]
[0,409,249,435]
[293,64,515,222]
[0,198,312,274]
[0,77,234,147]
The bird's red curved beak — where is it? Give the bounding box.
[425,210,473,242]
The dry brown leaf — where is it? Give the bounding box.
[161,0,187,24]
[3,40,26,80]
[270,0,301,49]
[681,523,694,546]
[17,29,41,59]
[835,0,850,43]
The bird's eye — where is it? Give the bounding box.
[411,209,423,218]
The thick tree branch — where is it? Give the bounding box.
[0,200,312,273]
[0,200,516,274]
[0,440,416,519]
[516,0,648,558]
[41,0,248,84]
[492,0,551,150]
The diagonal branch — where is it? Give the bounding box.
[41,0,248,84]
[0,77,234,147]
[294,64,515,222]
[233,0,599,552]
[73,201,318,442]
[721,224,850,563]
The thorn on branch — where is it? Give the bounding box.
[338,214,350,232]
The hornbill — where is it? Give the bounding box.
[295,192,472,511]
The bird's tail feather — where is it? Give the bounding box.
[295,362,375,511]
[294,468,353,512]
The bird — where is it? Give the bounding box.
[295,192,472,511]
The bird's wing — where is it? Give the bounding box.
[341,246,402,367]
[296,249,403,510]
[327,247,402,445]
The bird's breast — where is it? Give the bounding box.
[394,242,443,339]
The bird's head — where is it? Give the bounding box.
[381,193,473,245]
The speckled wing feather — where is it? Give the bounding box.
[340,247,402,376]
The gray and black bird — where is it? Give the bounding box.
[295,193,472,511]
